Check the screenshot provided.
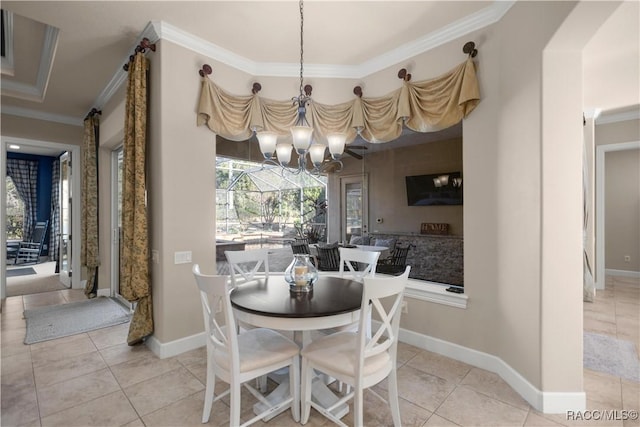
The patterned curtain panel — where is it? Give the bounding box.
[197,58,480,144]
[49,159,60,262]
[82,116,101,298]
[6,159,38,240]
[121,52,153,345]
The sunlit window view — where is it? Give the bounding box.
[215,157,327,248]
[5,176,24,240]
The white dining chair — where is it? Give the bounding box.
[193,264,300,427]
[225,248,270,287]
[336,247,381,339]
[338,247,380,282]
[300,266,410,427]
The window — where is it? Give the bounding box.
[6,175,24,239]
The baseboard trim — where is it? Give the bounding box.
[606,269,640,280]
[96,288,110,297]
[386,324,585,414]
[146,331,206,359]
[148,320,585,414]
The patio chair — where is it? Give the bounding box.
[377,243,414,275]
[290,238,317,266]
[315,242,340,271]
[15,221,49,265]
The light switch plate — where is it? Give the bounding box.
[174,251,192,264]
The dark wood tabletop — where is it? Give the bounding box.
[230,276,363,319]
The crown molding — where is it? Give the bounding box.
[596,108,640,125]
[1,105,83,127]
[20,1,514,126]
[151,1,514,79]
[1,10,15,76]
[1,24,59,102]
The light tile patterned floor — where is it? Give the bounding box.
[1,275,638,426]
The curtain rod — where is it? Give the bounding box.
[198,41,478,98]
[123,37,156,71]
[84,108,101,121]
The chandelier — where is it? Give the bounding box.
[255,0,346,174]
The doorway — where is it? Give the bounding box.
[1,137,82,299]
[595,140,640,289]
[340,174,368,243]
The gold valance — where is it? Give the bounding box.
[197,58,479,145]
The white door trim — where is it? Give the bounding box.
[595,140,640,289]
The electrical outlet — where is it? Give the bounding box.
[402,300,408,314]
[624,255,631,262]
[151,250,159,264]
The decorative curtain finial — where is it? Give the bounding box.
[199,64,213,77]
[463,41,478,58]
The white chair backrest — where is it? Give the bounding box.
[192,265,239,370]
[338,247,380,282]
[357,266,410,369]
[225,248,270,287]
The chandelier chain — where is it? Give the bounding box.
[299,0,304,98]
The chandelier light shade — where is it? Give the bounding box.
[291,125,314,154]
[309,143,327,167]
[276,143,293,166]
[256,131,278,159]
[327,133,347,159]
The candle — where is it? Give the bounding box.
[294,265,308,286]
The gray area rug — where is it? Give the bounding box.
[24,297,131,344]
[6,267,37,277]
[584,332,640,382]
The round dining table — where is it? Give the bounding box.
[230,275,363,343]
[230,274,363,421]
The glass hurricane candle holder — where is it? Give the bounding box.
[285,254,318,293]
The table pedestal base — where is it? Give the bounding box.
[253,371,349,421]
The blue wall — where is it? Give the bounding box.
[7,152,57,255]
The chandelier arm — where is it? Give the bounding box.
[299,0,304,99]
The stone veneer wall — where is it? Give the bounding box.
[370,232,463,286]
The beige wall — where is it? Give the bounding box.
[328,138,463,239]
[0,114,83,145]
[605,149,640,271]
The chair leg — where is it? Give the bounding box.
[354,385,364,427]
[300,357,312,424]
[290,356,300,422]
[388,369,402,427]
[202,364,215,423]
[256,375,267,393]
[230,382,241,427]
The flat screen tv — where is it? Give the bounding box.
[405,172,463,206]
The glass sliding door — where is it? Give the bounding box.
[111,147,131,306]
[59,152,72,287]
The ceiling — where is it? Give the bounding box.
[1,1,637,158]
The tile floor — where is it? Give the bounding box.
[1,275,638,426]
